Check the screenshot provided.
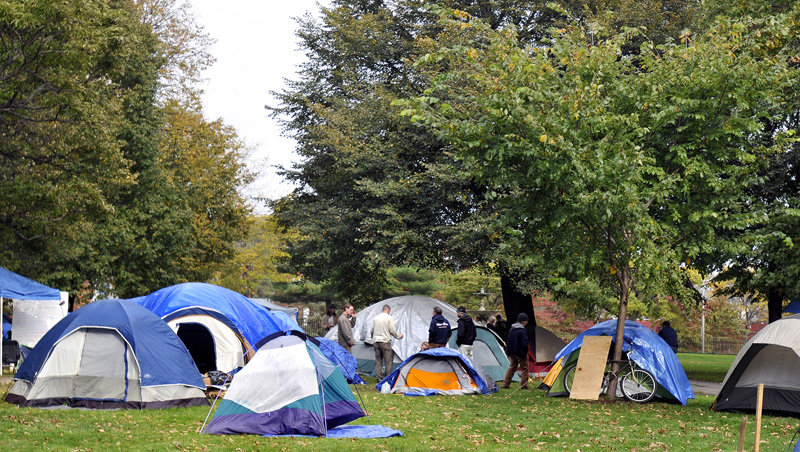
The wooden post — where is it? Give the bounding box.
[754,383,764,452]
[737,417,747,452]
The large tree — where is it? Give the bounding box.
[1,0,251,299]
[400,9,798,391]
[271,0,703,358]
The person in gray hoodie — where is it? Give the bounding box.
[501,313,530,389]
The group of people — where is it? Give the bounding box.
[323,302,534,389]
[324,302,680,392]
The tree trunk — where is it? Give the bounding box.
[607,269,630,399]
[767,285,784,323]
[500,271,536,362]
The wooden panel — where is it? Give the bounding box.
[569,335,612,400]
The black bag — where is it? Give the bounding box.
[207,370,229,386]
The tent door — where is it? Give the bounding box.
[69,329,136,401]
[177,323,217,374]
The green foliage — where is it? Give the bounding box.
[212,216,297,298]
[385,266,445,298]
[440,269,502,310]
[401,9,799,333]
[0,0,252,299]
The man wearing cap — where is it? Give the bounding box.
[370,305,404,380]
[502,313,530,389]
[456,306,477,361]
[421,306,451,351]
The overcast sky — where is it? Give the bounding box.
[187,0,328,211]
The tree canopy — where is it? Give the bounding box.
[399,8,799,368]
[0,0,251,299]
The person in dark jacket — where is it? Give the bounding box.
[494,314,508,342]
[502,313,530,389]
[421,306,451,350]
[658,320,679,353]
[455,306,477,360]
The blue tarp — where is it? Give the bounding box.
[128,283,298,350]
[15,300,204,388]
[784,300,800,314]
[315,337,366,384]
[262,425,403,438]
[3,314,11,340]
[555,319,695,405]
[0,267,60,300]
[377,347,498,395]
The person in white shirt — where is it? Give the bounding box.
[370,305,404,380]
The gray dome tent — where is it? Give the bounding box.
[714,314,800,417]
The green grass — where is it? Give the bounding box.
[1,372,798,452]
[677,352,736,383]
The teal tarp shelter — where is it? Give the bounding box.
[0,267,61,374]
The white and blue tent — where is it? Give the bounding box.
[377,347,498,396]
[6,300,207,409]
[129,283,297,373]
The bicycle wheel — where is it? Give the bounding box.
[563,365,577,394]
[620,368,657,403]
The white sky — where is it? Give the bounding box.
[187,0,328,212]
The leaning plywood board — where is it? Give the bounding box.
[569,335,612,400]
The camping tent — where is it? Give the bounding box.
[528,326,568,375]
[6,300,207,409]
[713,314,800,417]
[545,319,694,405]
[377,347,498,395]
[447,325,517,382]
[129,283,296,373]
[325,296,458,375]
[249,298,299,322]
[203,331,365,436]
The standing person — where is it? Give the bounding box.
[495,314,508,342]
[322,305,337,332]
[658,320,679,353]
[370,305,404,380]
[455,306,477,360]
[337,304,357,353]
[502,313,530,390]
[421,306,451,350]
[486,316,497,334]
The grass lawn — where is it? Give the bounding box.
[1,371,798,452]
[677,352,736,383]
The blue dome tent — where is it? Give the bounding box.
[129,283,297,373]
[6,300,207,409]
[377,347,498,396]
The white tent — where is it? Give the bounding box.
[326,296,458,369]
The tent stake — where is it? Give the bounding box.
[754,383,764,452]
[736,416,747,452]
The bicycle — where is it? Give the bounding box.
[562,354,658,403]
